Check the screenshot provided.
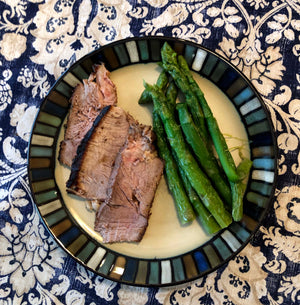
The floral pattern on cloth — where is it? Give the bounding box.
[30,0,132,78]
[0,0,299,304]
[155,244,269,305]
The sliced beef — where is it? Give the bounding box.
[89,64,117,106]
[66,106,130,201]
[60,63,164,243]
[94,122,164,243]
[59,63,117,167]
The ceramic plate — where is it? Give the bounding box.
[28,37,277,287]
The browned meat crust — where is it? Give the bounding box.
[59,64,117,167]
[94,121,164,243]
[61,63,164,243]
[66,106,130,201]
[66,105,111,191]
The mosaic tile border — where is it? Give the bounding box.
[28,37,277,287]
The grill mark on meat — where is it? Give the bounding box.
[59,63,117,167]
[59,63,164,243]
[66,105,111,189]
[59,81,103,167]
[94,122,164,243]
[66,106,130,201]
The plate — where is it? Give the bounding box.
[28,36,277,287]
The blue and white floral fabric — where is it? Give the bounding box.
[0,1,299,304]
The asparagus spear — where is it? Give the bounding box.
[145,82,232,228]
[173,151,221,234]
[176,102,232,206]
[153,112,195,224]
[231,158,252,221]
[160,77,220,232]
[165,80,178,113]
[178,51,253,218]
[138,70,169,104]
[176,52,240,182]
[141,68,195,224]
[160,43,208,141]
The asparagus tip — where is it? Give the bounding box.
[143,80,150,89]
[162,41,172,51]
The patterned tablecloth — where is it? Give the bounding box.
[0,1,299,304]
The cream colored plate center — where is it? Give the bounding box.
[55,63,249,259]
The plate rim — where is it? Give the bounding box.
[27,35,278,287]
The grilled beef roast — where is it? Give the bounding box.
[61,63,164,243]
[59,64,117,167]
[94,121,164,243]
[66,106,130,201]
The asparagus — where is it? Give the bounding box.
[174,152,221,234]
[145,82,232,228]
[138,70,169,104]
[176,103,232,206]
[162,75,220,232]
[236,157,253,181]
[139,44,251,227]
[141,68,195,224]
[165,80,178,113]
[176,52,240,182]
[153,112,195,224]
[160,43,208,141]
[231,158,252,221]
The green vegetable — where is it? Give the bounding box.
[207,117,240,182]
[138,70,169,104]
[156,78,220,233]
[176,102,232,206]
[165,80,178,113]
[161,43,208,141]
[231,158,252,221]
[175,152,221,234]
[236,157,253,181]
[145,82,232,228]
[138,43,252,229]
[176,52,240,182]
[153,112,195,224]
[145,68,195,224]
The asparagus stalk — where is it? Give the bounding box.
[173,151,221,234]
[145,82,232,228]
[160,43,208,141]
[153,112,195,224]
[138,70,169,104]
[176,52,240,182]
[231,158,252,221]
[162,77,220,232]
[176,103,232,206]
[165,80,178,113]
[141,68,195,224]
